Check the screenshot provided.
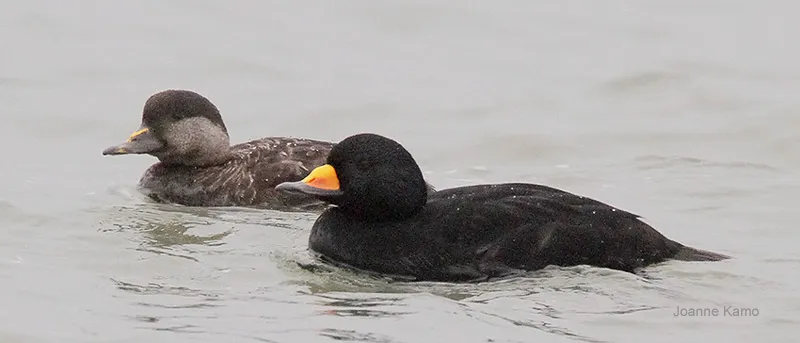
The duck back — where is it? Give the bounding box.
[308,183,724,281]
[139,137,332,210]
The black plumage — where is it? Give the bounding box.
[275,133,730,282]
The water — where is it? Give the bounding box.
[1,1,798,342]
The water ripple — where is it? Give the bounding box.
[634,155,779,172]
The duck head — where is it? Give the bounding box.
[276,133,428,221]
[102,89,233,166]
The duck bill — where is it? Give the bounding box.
[275,164,344,197]
[102,127,163,155]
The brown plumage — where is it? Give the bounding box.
[102,90,434,210]
[137,136,333,210]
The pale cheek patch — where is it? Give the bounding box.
[165,117,230,155]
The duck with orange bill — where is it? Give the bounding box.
[275,133,730,282]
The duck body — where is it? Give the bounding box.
[276,133,730,282]
[139,137,331,209]
[309,182,721,281]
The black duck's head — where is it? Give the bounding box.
[275,133,428,222]
[102,89,233,166]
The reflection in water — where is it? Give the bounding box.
[111,278,223,299]
[314,293,411,319]
[95,204,234,262]
[282,263,685,342]
[112,277,226,334]
[319,328,398,342]
[92,194,317,263]
[141,222,229,247]
[92,201,325,338]
[135,221,231,262]
[94,195,315,233]
[151,324,203,334]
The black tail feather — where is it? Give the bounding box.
[673,246,731,261]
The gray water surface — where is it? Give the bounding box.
[1,1,798,342]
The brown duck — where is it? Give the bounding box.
[103,90,434,210]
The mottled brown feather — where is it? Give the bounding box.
[138,136,332,210]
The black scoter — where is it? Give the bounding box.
[103,90,434,210]
[275,133,730,282]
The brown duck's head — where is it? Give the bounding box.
[102,89,233,166]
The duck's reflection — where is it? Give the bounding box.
[96,203,235,262]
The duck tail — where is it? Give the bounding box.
[672,246,731,261]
